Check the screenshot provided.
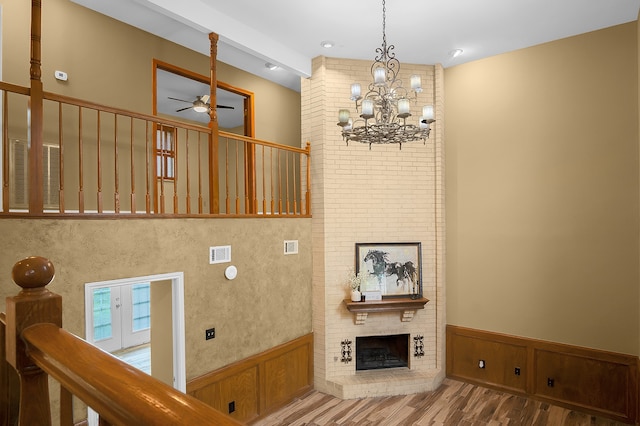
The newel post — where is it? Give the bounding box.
[6,257,61,426]
[209,32,220,214]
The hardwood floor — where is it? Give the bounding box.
[112,343,151,374]
[252,378,629,425]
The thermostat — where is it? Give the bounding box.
[54,70,68,81]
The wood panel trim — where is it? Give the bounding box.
[187,333,313,424]
[446,325,638,424]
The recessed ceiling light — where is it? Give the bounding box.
[265,62,279,70]
[320,40,335,49]
[449,49,464,58]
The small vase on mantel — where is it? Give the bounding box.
[351,289,361,302]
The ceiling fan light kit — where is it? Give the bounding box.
[168,94,234,114]
[337,0,435,150]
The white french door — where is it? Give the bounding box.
[91,283,150,353]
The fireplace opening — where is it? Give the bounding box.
[356,334,409,371]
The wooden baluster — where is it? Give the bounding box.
[130,117,136,214]
[225,138,230,214]
[6,256,62,426]
[197,132,203,214]
[244,141,249,214]
[159,127,165,214]
[262,145,266,214]
[185,130,191,214]
[235,141,240,214]
[285,151,290,214]
[58,103,65,213]
[249,142,257,214]
[114,115,120,214]
[293,152,298,215]
[97,111,103,213]
[78,108,85,213]
[172,127,178,214]
[270,148,274,215]
[2,91,9,212]
[278,151,282,214]
[145,121,151,214]
[60,386,73,425]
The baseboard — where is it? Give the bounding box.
[187,333,313,424]
[446,325,638,424]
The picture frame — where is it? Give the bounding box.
[355,242,422,299]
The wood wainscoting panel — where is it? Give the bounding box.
[263,341,311,410]
[187,333,313,424]
[446,325,638,424]
[190,365,259,422]
[447,329,527,393]
[534,347,636,422]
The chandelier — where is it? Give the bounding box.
[337,0,435,150]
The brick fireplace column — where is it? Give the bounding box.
[302,56,446,399]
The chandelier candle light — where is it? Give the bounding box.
[337,0,435,150]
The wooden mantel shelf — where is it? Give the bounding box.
[343,297,429,325]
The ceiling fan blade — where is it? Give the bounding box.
[168,97,192,103]
[216,105,235,109]
[175,106,192,112]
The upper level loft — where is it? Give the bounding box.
[1,4,310,219]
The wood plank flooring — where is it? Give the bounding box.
[112,343,151,375]
[252,378,629,425]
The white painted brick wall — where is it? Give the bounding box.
[305,56,445,398]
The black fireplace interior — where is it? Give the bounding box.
[356,334,409,371]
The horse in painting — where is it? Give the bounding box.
[363,249,418,294]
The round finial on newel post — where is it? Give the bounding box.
[12,256,55,291]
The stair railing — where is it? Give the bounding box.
[2,256,242,425]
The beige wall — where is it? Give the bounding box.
[1,0,312,400]
[445,22,639,356]
[0,218,312,378]
[150,279,174,386]
[1,0,301,147]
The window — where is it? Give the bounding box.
[92,287,113,342]
[90,282,151,350]
[131,283,151,331]
[156,126,175,180]
[10,139,60,208]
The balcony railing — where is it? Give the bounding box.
[0,81,310,217]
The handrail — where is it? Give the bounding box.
[23,323,241,425]
[219,130,309,154]
[44,91,211,133]
[4,256,242,425]
[0,81,30,96]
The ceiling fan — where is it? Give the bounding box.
[168,95,234,113]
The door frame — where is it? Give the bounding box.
[84,271,186,391]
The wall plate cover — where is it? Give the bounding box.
[224,265,238,280]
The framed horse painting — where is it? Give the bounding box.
[355,242,422,299]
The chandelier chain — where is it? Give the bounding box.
[382,0,387,51]
[337,0,435,149]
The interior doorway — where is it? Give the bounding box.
[84,272,186,425]
[153,59,254,136]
